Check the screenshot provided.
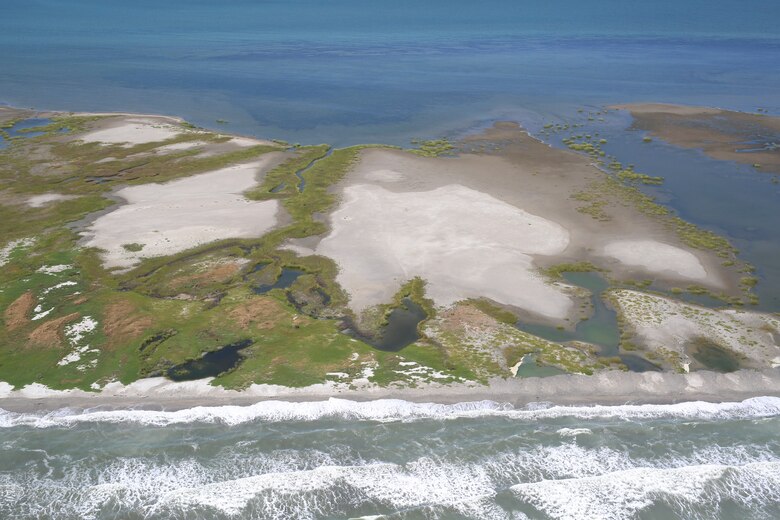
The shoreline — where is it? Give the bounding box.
[1,368,779,413]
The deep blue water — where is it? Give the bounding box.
[2,1,779,146]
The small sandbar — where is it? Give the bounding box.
[79,117,185,146]
[316,183,573,319]
[26,193,76,208]
[602,240,709,281]
[82,154,285,270]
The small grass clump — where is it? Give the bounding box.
[410,138,455,157]
[122,243,144,252]
[468,299,518,325]
[542,262,602,280]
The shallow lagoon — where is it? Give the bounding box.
[515,271,662,374]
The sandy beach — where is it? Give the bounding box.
[1,369,779,413]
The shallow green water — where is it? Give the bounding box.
[692,342,742,373]
[515,272,660,374]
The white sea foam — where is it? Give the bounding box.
[1,396,780,428]
[556,427,592,437]
[2,441,778,520]
[511,461,780,520]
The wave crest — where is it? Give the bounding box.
[1,396,780,428]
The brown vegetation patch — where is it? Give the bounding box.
[167,260,244,293]
[437,304,500,334]
[228,297,287,329]
[4,292,35,331]
[103,300,153,348]
[28,312,80,348]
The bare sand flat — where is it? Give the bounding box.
[316,183,572,318]
[602,240,710,282]
[78,117,187,146]
[297,123,736,323]
[82,154,286,269]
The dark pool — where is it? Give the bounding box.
[252,267,305,294]
[167,339,254,381]
[691,341,741,373]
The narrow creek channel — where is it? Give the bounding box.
[296,147,333,192]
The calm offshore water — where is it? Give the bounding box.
[2,1,780,146]
[2,2,780,518]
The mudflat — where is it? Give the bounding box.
[614,103,780,173]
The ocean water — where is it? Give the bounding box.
[2,397,780,519]
[2,1,779,147]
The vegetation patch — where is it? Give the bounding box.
[542,262,602,280]
[409,138,455,157]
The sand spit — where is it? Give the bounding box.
[602,240,710,282]
[316,183,572,318]
[78,117,188,146]
[1,369,780,412]
[613,103,780,172]
[611,289,780,370]
[82,153,286,269]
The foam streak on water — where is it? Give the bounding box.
[1,397,779,519]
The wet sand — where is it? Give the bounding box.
[613,103,780,173]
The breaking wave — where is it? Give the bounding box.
[2,442,778,519]
[2,395,780,428]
